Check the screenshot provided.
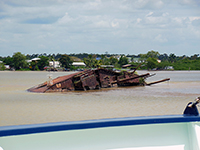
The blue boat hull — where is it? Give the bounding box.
[0,115,200,150]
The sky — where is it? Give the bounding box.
[0,0,200,57]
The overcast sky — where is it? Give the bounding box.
[0,0,200,57]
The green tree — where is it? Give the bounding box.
[38,56,49,70]
[49,55,56,70]
[30,61,38,70]
[12,52,28,70]
[146,57,158,70]
[100,55,109,65]
[2,56,14,67]
[190,54,199,60]
[158,53,168,61]
[146,50,160,58]
[93,59,101,68]
[138,54,147,62]
[59,54,72,69]
[0,63,6,70]
[130,56,135,62]
[109,56,118,66]
[83,54,96,68]
[169,53,176,63]
[157,61,170,70]
[118,55,128,67]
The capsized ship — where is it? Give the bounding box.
[27,68,170,93]
[0,97,200,150]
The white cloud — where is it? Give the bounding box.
[178,0,200,6]
[162,12,169,17]
[134,0,164,9]
[144,11,169,26]
[57,12,74,25]
[154,34,168,43]
[0,38,7,43]
[0,0,200,56]
[154,0,164,8]
[146,12,154,17]
[189,17,200,22]
[94,20,110,28]
[136,18,142,24]
[88,0,101,7]
[111,21,119,28]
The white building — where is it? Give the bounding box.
[26,58,41,63]
[49,61,60,68]
[31,58,41,61]
[4,65,10,69]
[72,62,86,66]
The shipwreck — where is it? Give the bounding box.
[27,67,170,93]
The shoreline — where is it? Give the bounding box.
[1,69,200,72]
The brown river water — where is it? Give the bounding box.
[0,70,200,126]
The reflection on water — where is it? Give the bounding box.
[0,71,200,126]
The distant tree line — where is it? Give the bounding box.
[0,51,200,71]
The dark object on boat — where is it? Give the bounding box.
[27,65,170,93]
[183,97,200,116]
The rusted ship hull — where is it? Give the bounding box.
[27,68,170,93]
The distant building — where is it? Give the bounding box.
[49,61,60,68]
[157,59,161,63]
[126,57,132,63]
[100,65,114,68]
[72,62,86,66]
[96,57,101,60]
[113,55,121,60]
[132,58,146,63]
[165,66,174,70]
[0,61,10,70]
[31,58,41,61]
[4,65,10,69]
[26,58,41,63]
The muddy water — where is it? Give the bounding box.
[0,71,200,126]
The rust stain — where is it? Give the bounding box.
[27,67,170,93]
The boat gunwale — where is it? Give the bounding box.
[0,115,200,137]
